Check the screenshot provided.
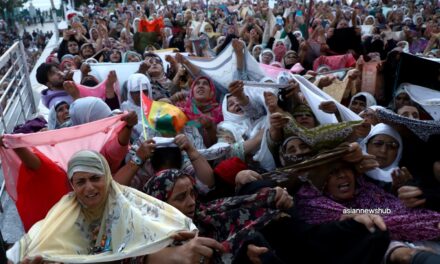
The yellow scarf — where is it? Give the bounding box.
[7,151,196,263]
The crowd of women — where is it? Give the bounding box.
[1,0,440,263]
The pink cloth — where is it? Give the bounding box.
[77,78,121,101]
[312,54,357,72]
[0,114,128,201]
[260,63,303,79]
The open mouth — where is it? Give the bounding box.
[196,88,206,96]
[86,193,98,199]
[234,105,243,114]
[338,182,351,192]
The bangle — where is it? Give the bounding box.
[131,154,145,166]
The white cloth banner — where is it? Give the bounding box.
[403,83,440,121]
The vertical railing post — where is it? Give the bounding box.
[19,41,37,114]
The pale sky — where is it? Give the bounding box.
[23,0,62,11]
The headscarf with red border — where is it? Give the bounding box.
[181,76,223,124]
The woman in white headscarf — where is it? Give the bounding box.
[7,150,196,264]
[197,81,267,162]
[252,44,263,62]
[121,73,154,141]
[47,101,71,130]
[360,123,403,186]
[348,92,377,114]
[259,49,275,65]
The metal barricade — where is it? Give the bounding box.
[0,41,37,214]
[0,41,37,134]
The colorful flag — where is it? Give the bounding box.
[140,92,188,138]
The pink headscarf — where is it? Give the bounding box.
[273,40,287,62]
[46,54,60,65]
[59,58,77,71]
[181,76,223,124]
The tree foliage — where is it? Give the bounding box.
[0,0,28,14]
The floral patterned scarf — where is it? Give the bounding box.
[143,169,281,263]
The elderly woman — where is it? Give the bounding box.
[360,123,404,191]
[47,100,71,130]
[348,92,377,114]
[143,168,293,263]
[259,49,275,65]
[295,160,440,243]
[7,150,196,264]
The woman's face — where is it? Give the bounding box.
[261,51,273,64]
[130,89,149,106]
[227,95,243,114]
[293,113,316,128]
[146,57,164,77]
[71,172,107,209]
[81,45,94,58]
[110,50,121,62]
[325,166,356,201]
[367,134,399,168]
[127,54,141,62]
[337,19,349,29]
[285,138,311,156]
[56,103,70,123]
[397,105,419,119]
[365,17,374,25]
[253,46,262,58]
[91,29,99,40]
[193,78,212,102]
[349,99,367,114]
[167,177,196,219]
[284,52,299,66]
[394,92,411,110]
[204,25,213,33]
[67,41,79,54]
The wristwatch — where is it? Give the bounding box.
[131,154,145,167]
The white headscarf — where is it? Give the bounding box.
[220,94,266,142]
[252,44,263,60]
[349,92,377,109]
[121,73,153,141]
[48,101,70,130]
[69,97,113,126]
[360,123,403,182]
[259,49,275,65]
[363,15,375,25]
